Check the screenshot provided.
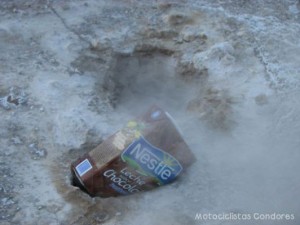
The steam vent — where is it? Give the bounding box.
[0,1,299,224]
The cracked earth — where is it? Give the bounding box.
[1,0,300,224]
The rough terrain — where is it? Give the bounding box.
[0,0,300,224]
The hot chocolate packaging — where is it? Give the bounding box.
[71,105,195,197]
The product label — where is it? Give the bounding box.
[103,167,146,195]
[76,159,92,176]
[121,136,183,185]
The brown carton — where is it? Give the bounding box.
[71,105,195,197]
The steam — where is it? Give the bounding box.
[99,48,300,224]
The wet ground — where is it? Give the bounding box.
[1,0,300,224]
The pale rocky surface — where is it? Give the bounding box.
[0,0,300,225]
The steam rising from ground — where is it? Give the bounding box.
[0,1,299,225]
[103,51,300,225]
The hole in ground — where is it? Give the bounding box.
[103,50,202,115]
[100,47,235,131]
[50,45,236,224]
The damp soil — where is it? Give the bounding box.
[1,1,300,225]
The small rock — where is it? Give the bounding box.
[11,136,22,145]
[29,143,35,148]
[193,42,235,69]
[90,39,100,49]
[1,197,15,206]
[0,87,27,110]
[183,33,196,42]
[28,143,47,159]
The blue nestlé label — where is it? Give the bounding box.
[121,136,183,185]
